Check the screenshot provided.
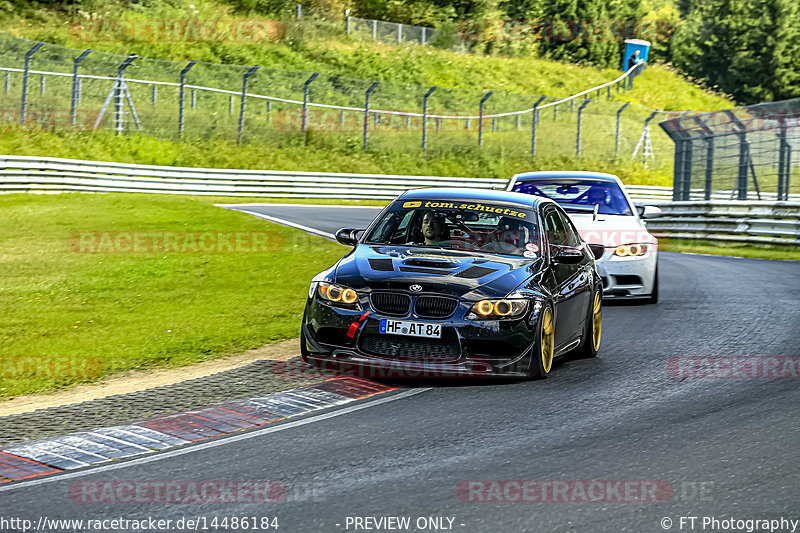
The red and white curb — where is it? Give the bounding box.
[0,376,396,483]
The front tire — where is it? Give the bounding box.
[574,290,602,359]
[527,304,555,379]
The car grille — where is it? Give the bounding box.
[589,244,605,260]
[414,296,458,318]
[370,292,411,316]
[360,334,459,360]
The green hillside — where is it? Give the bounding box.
[0,0,734,184]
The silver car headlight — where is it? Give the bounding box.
[614,244,648,257]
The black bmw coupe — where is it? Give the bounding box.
[301,188,603,379]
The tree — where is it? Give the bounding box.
[538,0,643,69]
[672,0,800,103]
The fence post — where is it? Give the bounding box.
[40,75,45,95]
[531,96,546,157]
[615,102,630,156]
[297,4,301,18]
[786,145,793,202]
[302,72,319,133]
[229,96,233,114]
[267,101,271,123]
[373,20,377,39]
[553,104,557,121]
[777,124,790,201]
[363,81,379,150]
[238,65,259,145]
[71,49,92,128]
[4,72,9,93]
[478,91,493,147]
[672,140,685,202]
[191,89,196,108]
[114,54,137,135]
[516,114,520,130]
[346,10,351,35]
[681,141,693,200]
[736,132,749,200]
[576,99,591,156]
[422,27,426,45]
[704,137,714,200]
[19,42,44,125]
[422,85,437,152]
[178,60,197,138]
[398,23,402,43]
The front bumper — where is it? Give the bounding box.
[302,295,541,378]
[594,247,658,299]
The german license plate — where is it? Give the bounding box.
[379,319,442,339]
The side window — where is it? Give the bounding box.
[543,210,567,248]
[554,210,581,247]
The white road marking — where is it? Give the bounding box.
[225,209,337,240]
[0,388,430,493]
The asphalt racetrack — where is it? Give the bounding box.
[3,204,799,533]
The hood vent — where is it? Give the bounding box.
[454,265,498,279]
[399,266,452,275]
[402,258,460,269]
[368,258,395,271]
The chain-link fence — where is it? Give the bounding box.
[660,99,800,201]
[346,16,443,47]
[0,31,681,169]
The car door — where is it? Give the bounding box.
[543,207,590,348]
[557,208,593,323]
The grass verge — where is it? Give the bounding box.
[660,238,800,261]
[0,192,346,399]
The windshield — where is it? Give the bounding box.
[363,199,541,258]
[512,179,633,215]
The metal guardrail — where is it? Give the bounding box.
[1,155,797,245]
[0,155,668,200]
[646,201,800,245]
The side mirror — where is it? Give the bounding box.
[335,228,362,247]
[553,248,584,265]
[636,205,662,219]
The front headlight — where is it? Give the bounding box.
[614,243,648,257]
[318,282,359,307]
[467,299,529,320]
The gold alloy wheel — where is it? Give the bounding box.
[592,292,602,352]
[541,307,555,373]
